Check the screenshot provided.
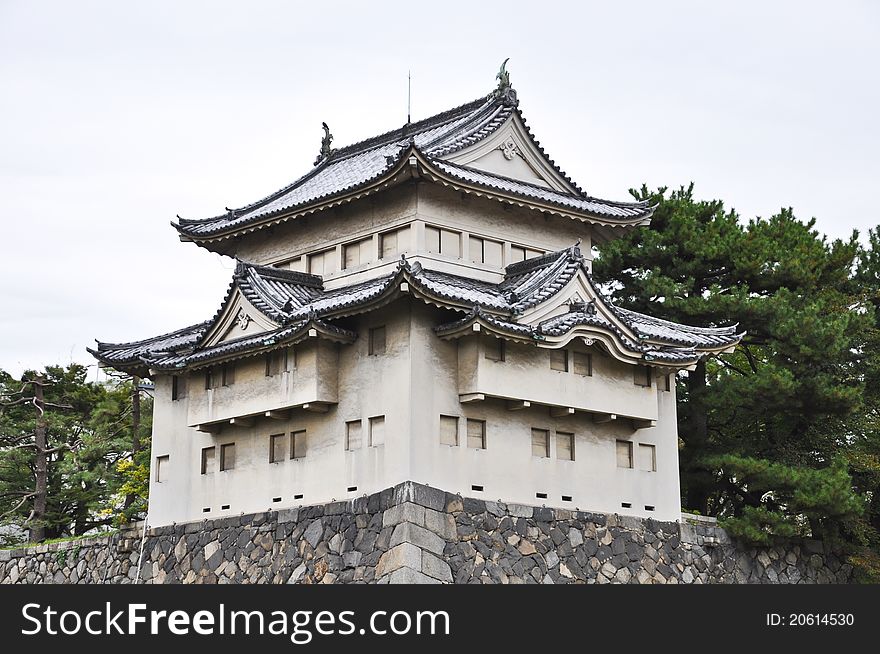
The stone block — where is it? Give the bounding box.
[387,567,441,584]
[382,502,425,528]
[507,503,533,518]
[421,552,453,583]
[424,509,457,540]
[375,543,423,578]
[303,519,323,548]
[390,522,446,556]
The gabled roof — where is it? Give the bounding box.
[91,247,742,376]
[173,87,653,246]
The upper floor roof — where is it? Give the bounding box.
[173,67,654,251]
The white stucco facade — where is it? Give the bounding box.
[95,81,739,530]
[147,297,681,526]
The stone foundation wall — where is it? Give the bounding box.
[0,482,852,584]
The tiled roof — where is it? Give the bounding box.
[173,90,652,241]
[429,161,650,220]
[92,247,741,374]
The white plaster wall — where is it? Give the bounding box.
[147,301,415,526]
[147,298,682,526]
[407,303,682,521]
[227,183,593,284]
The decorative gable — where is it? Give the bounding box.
[443,115,576,194]
[517,266,639,343]
[201,291,279,348]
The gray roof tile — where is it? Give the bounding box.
[93,247,741,373]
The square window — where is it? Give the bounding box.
[156,455,169,482]
[467,419,486,449]
[344,237,373,269]
[440,229,460,258]
[616,440,633,469]
[469,235,501,265]
[369,416,385,447]
[440,415,459,446]
[265,350,284,377]
[550,349,568,372]
[484,337,505,362]
[221,363,235,386]
[557,432,575,461]
[634,365,652,387]
[573,352,592,376]
[220,443,235,471]
[531,428,549,458]
[638,444,656,472]
[380,229,399,259]
[425,225,441,254]
[369,326,386,355]
[201,446,215,475]
[171,375,187,400]
[291,430,307,459]
[346,420,362,451]
[269,434,286,463]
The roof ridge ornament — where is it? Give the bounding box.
[314,122,335,166]
[492,58,518,107]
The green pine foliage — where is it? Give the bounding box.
[0,365,150,543]
[593,184,877,573]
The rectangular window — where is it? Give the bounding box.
[205,367,214,390]
[439,415,459,446]
[308,248,338,277]
[531,428,550,458]
[469,235,504,266]
[550,349,568,372]
[291,429,307,459]
[265,350,285,377]
[345,420,362,451]
[269,434,286,463]
[369,326,386,355]
[221,363,235,386]
[661,373,671,392]
[638,444,657,472]
[155,455,169,482]
[616,440,633,469]
[467,419,486,449]
[201,446,215,475]
[343,237,374,269]
[380,226,410,259]
[171,375,187,401]
[573,352,592,376]
[510,245,544,262]
[634,365,651,387]
[369,416,385,446]
[220,443,235,471]
[557,432,575,461]
[425,225,461,257]
[484,337,505,362]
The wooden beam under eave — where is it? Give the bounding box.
[459,393,485,403]
[229,417,253,427]
[632,418,657,430]
[550,407,575,418]
[593,413,617,424]
[265,410,289,420]
[507,400,531,411]
[302,403,329,413]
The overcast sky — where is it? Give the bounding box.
[1,1,878,379]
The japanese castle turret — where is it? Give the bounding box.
[91,67,742,526]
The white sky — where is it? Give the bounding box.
[1,1,878,378]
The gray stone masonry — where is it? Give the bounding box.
[0,481,852,584]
